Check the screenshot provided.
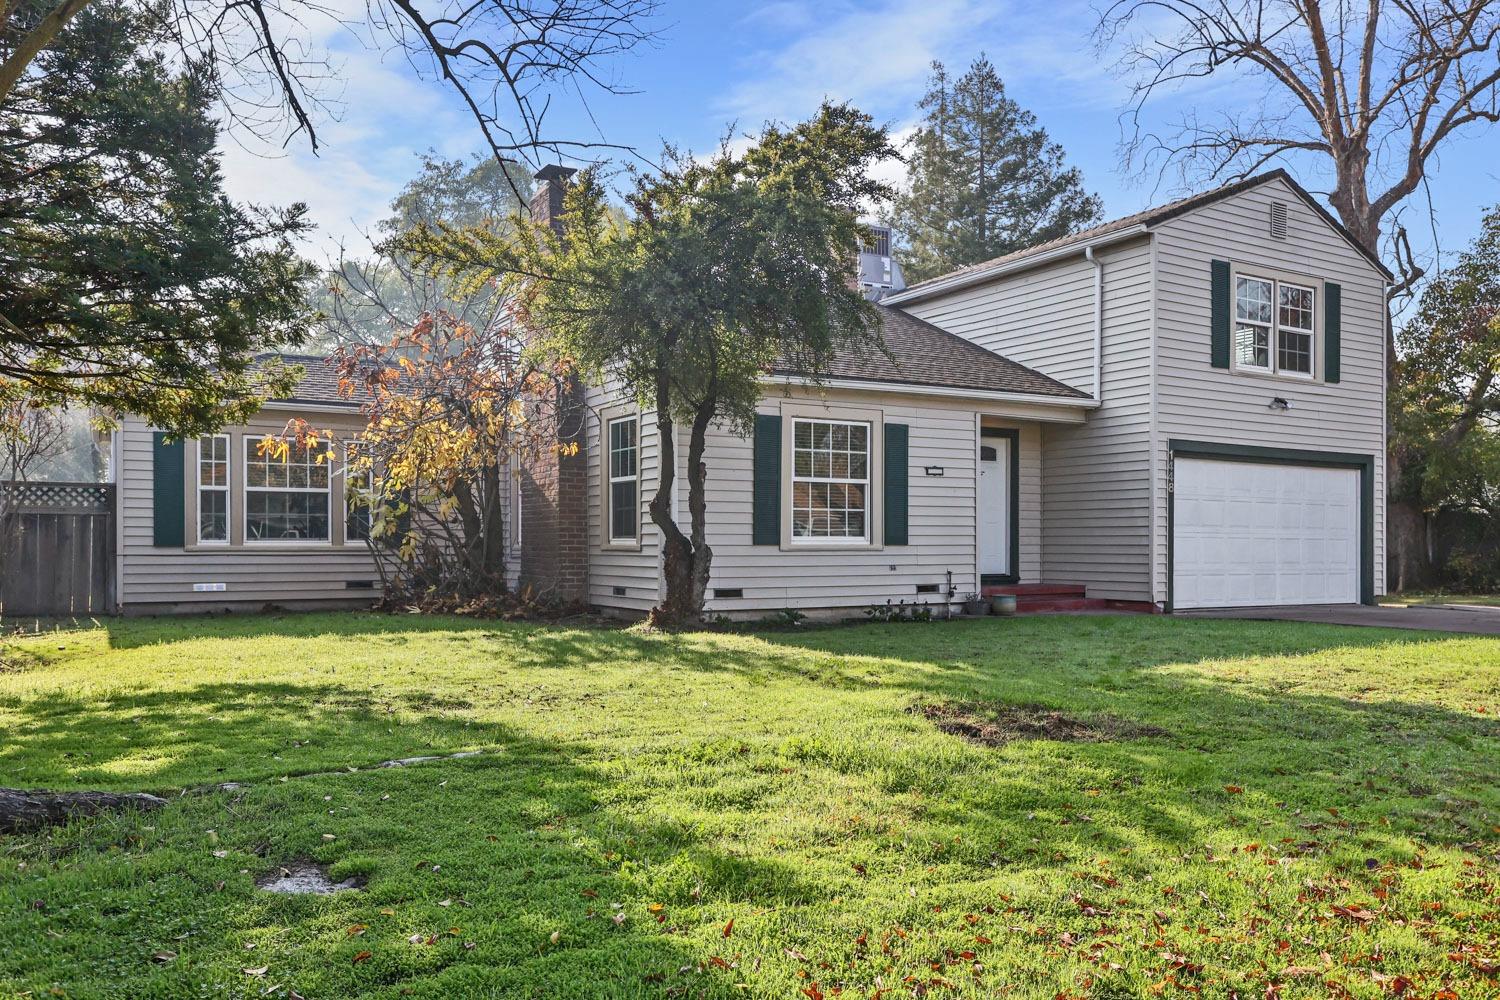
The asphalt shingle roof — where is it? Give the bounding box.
[255,353,369,408]
[772,305,1090,400]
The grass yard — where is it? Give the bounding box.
[0,613,1497,1000]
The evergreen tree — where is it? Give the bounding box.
[891,56,1103,283]
[0,0,313,434]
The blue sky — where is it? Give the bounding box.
[219,0,1500,271]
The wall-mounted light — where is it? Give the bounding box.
[1268,396,1291,411]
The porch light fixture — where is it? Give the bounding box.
[1268,396,1291,411]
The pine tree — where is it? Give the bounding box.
[891,56,1103,283]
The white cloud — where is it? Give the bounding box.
[722,0,1001,126]
[214,12,478,262]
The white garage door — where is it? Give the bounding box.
[1173,457,1359,609]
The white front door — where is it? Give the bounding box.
[1173,457,1360,609]
[978,437,1010,578]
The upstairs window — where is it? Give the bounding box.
[791,419,870,541]
[246,439,331,541]
[1235,274,1315,377]
[606,416,638,543]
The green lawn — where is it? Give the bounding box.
[1,613,1496,999]
[1387,592,1500,607]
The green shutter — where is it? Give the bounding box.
[1323,282,1342,383]
[1210,259,1231,369]
[152,432,185,547]
[883,422,908,546]
[751,414,781,545]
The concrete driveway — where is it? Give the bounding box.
[1179,602,1500,636]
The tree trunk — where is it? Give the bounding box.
[0,787,166,834]
[645,356,715,630]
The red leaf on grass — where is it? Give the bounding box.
[352,950,372,964]
[722,918,734,938]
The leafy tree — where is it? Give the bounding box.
[404,103,897,627]
[310,154,532,351]
[890,56,1102,283]
[1390,206,1500,585]
[0,0,311,434]
[322,313,568,604]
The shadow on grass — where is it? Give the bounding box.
[1,705,794,999]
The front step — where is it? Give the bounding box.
[980,583,1110,614]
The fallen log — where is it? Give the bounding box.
[0,788,167,834]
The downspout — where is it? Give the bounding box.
[1085,246,1104,402]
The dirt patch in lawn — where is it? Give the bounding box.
[912,701,1169,747]
[256,862,364,895]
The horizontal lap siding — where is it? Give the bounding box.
[118,415,386,610]
[903,254,1099,396]
[586,379,662,613]
[1151,178,1387,601]
[701,391,978,613]
[1040,238,1156,599]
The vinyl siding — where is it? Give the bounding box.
[1151,176,1387,602]
[584,378,662,613]
[905,238,1158,601]
[117,412,386,611]
[579,383,1072,615]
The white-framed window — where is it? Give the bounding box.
[245,438,331,541]
[345,465,374,543]
[1235,273,1316,377]
[197,434,230,543]
[791,418,870,542]
[606,416,638,543]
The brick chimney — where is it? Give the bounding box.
[517,164,590,606]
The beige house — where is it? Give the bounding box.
[115,169,1388,617]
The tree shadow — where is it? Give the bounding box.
[0,687,811,999]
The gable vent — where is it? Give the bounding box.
[1270,201,1289,239]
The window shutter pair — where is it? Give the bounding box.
[1209,260,1341,383]
[751,416,908,546]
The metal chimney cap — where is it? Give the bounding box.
[533,164,577,182]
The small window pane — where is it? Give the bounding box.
[609,481,636,540]
[199,490,227,541]
[1236,276,1273,323]
[1278,330,1312,374]
[1235,323,1270,368]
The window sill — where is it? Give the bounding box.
[1230,367,1317,384]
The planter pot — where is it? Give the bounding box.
[963,598,988,617]
[990,594,1018,617]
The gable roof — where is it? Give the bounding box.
[887,169,1392,305]
[770,305,1091,401]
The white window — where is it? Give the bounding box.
[345,465,374,543]
[791,419,869,542]
[245,439,331,541]
[1235,273,1315,377]
[197,435,229,543]
[606,416,638,543]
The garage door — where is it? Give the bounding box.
[1173,457,1359,609]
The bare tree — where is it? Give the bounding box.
[1097,1,1500,300]
[1096,0,1500,590]
[2,0,658,170]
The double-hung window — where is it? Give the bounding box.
[1235,273,1316,377]
[245,439,331,541]
[791,419,869,542]
[197,435,230,543]
[606,416,638,543]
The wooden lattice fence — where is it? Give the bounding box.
[1,482,115,616]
